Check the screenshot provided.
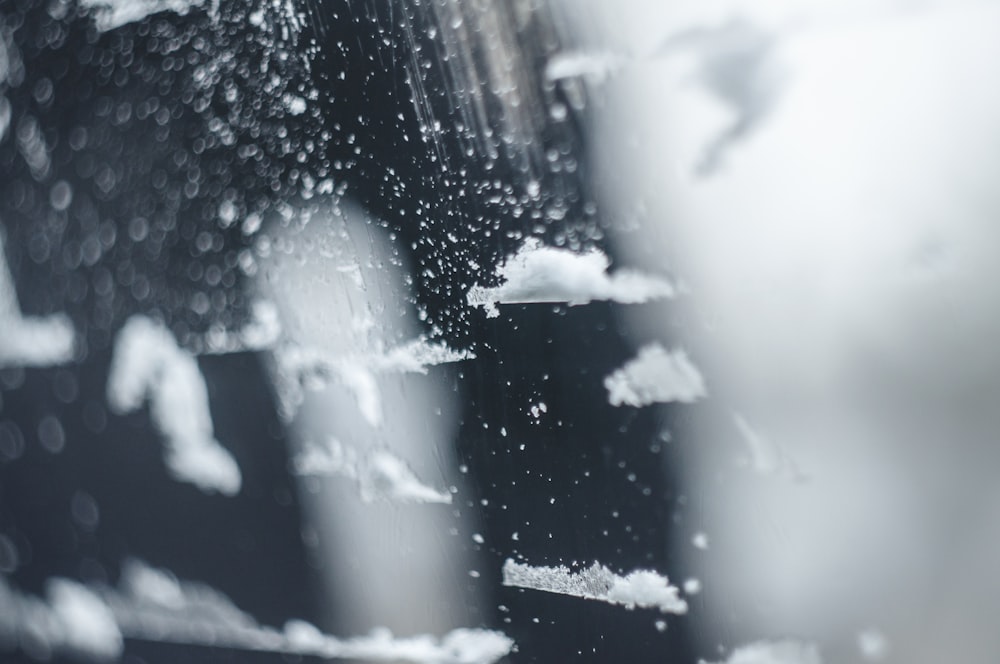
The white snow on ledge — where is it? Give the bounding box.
[2,561,515,664]
[467,239,675,318]
[0,574,124,661]
[0,232,75,369]
[274,337,475,426]
[604,343,707,407]
[502,559,688,614]
[107,559,514,664]
[107,315,241,495]
[293,438,453,504]
[80,0,206,31]
[700,640,823,664]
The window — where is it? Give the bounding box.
[2,1,999,663]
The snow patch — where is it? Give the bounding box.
[0,232,75,368]
[467,239,674,318]
[0,574,123,661]
[47,579,124,660]
[107,315,241,495]
[274,337,474,425]
[105,559,513,664]
[502,559,688,614]
[604,343,707,407]
[294,438,452,504]
[80,0,207,31]
[857,629,889,661]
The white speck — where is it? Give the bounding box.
[472,533,485,544]
[605,344,707,408]
[529,402,548,419]
[218,200,237,228]
[241,213,263,236]
[50,181,73,211]
[37,415,66,454]
[285,95,307,116]
[467,239,674,318]
[654,620,667,632]
[692,532,709,550]
[683,578,702,595]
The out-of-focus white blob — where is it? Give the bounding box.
[0,315,75,368]
[103,560,513,664]
[604,344,706,407]
[502,559,688,614]
[120,558,186,608]
[588,0,1000,659]
[114,559,261,633]
[0,22,19,143]
[257,201,479,637]
[467,239,674,318]
[700,640,822,664]
[545,51,626,82]
[47,579,124,660]
[199,300,282,355]
[857,629,890,661]
[0,26,11,87]
[0,232,75,368]
[294,438,453,505]
[0,97,10,144]
[79,0,206,31]
[275,337,474,426]
[0,574,124,661]
[657,18,783,175]
[16,115,51,181]
[283,94,307,116]
[107,315,241,495]
[732,413,803,479]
